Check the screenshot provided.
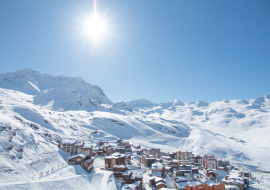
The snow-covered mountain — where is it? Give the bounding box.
[0,69,270,188]
[0,69,112,109]
[126,98,157,109]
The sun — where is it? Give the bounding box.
[84,15,106,42]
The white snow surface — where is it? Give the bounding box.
[0,69,270,189]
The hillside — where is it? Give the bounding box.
[0,69,270,189]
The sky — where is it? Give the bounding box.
[0,0,270,103]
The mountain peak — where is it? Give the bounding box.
[0,69,112,109]
[126,98,156,109]
[172,98,184,106]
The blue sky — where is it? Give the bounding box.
[0,0,270,103]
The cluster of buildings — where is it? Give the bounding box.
[59,139,94,172]
[104,139,143,190]
[222,167,251,190]
[135,147,233,189]
[59,137,251,190]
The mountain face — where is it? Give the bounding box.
[33,88,101,111]
[0,69,111,109]
[0,69,270,185]
[126,98,157,109]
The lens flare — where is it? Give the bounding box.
[84,15,106,41]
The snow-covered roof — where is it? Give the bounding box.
[176,176,188,182]
[151,162,164,170]
[61,139,76,144]
[227,170,244,180]
[153,171,162,177]
[154,177,166,183]
[105,153,125,159]
[69,153,87,159]
[74,141,84,146]
[187,181,203,187]
[225,185,240,190]
[84,158,93,162]
[121,184,137,190]
[176,182,188,188]
[113,165,127,168]
[132,172,143,178]
[82,142,92,148]
[156,181,166,186]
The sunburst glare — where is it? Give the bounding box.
[83,15,106,42]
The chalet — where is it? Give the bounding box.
[154,177,167,189]
[117,138,123,144]
[121,181,142,190]
[217,160,230,167]
[139,155,156,167]
[125,153,131,165]
[106,147,115,155]
[167,159,181,169]
[188,155,202,165]
[222,169,249,190]
[97,141,108,146]
[133,145,141,149]
[155,158,162,162]
[176,181,188,190]
[125,144,131,149]
[82,158,94,172]
[185,182,225,190]
[160,152,170,157]
[117,139,130,147]
[192,166,199,174]
[136,149,143,155]
[68,153,88,164]
[59,139,76,153]
[113,165,128,178]
[169,152,177,159]
[165,165,174,172]
[151,162,165,177]
[148,177,156,186]
[156,181,167,189]
[115,146,126,154]
[123,171,143,184]
[105,153,126,169]
[142,148,160,158]
[161,156,172,161]
[93,147,106,157]
[218,166,229,173]
[103,143,111,150]
[200,155,217,169]
[175,176,188,183]
[179,160,192,165]
[81,142,93,156]
[59,139,93,157]
[176,164,192,176]
[177,151,193,160]
[207,169,217,178]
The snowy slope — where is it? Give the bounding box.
[0,69,270,189]
[131,95,270,171]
